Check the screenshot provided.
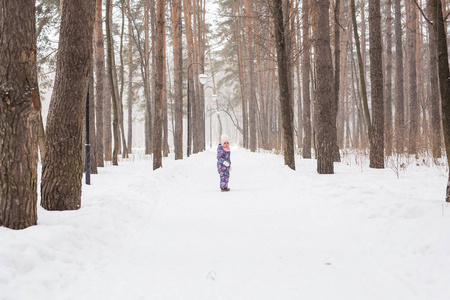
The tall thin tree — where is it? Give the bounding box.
[172,0,183,160]
[271,0,295,170]
[153,0,165,169]
[313,0,335,174]
[369,0,385,168]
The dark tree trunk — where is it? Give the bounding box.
[302,0,312,158]
[94,0,105,167]
[272,0,295,170]
[369,0,385,168]
[394,0,405,153]
[0,0,40,229]
[41,0,95,211]
[172,0,183,159]
[429,0,450,202]
[313,0,335,174]
[153,0,165,169]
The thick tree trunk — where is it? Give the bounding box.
[272,0,295,170]
[94,0,105,167]
[369,0,385,168]
[302,0,312,158]
[41,0,95,211]
[394,0,405,153]
[172,0,183,160]
[153,0,165,170]
[313,0,335,174]
[0,0,40,229]
[429,0,450,202]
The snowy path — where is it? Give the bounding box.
[1,148,450,299]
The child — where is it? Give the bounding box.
[217,135,231,192]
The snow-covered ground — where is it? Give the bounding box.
[1,147,450,300]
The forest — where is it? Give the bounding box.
[1,0,450,230]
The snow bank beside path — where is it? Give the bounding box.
[1,148,449,300]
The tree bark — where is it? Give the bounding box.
[369,0,385,168]
[41,0,95,210]
[153,0,165,170]
[88,63,98,174]
[385,0,394,156]
[0,0,40,229]
[172,0,183,159]
[429,0,450,202]
[333,0,341,162]
[313,0,335,174]
[302,0,312,158]
[428,1,442,158]
[106,0,119,166]
[94,0,105,167]
[394,0,405,153]
[127,0,133,153]
[245,0,257,152]
[408,2,419,155]
[272,0,295,170]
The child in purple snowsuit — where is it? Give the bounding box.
[217,135,231,192]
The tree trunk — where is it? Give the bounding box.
[272,0,295,170]
[88,64,98,174]
[106,0,119,166]
[41,0,95,211]
[245,0,257,152]
[369,0,385,168]
[408,2,419,156]
[429,0,450,202]
[313,0,335,174]
[428,1,442,158]
[94,0,105,167]
[333,0,341,162]
[394,0,405,153]
[385,0,394,156]
[118,2,128,159]
[234,2,248,148]
[0,0,40,229]
[127,0,133,153]
[144,0,152,155]
[153,0,165,170]
[183,0,196,156]
[302,0,312,158]
[351,0,372,138]
[172,0,183,159]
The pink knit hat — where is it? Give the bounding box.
[221,135,230,144]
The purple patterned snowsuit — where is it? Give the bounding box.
[217,144,231,189]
